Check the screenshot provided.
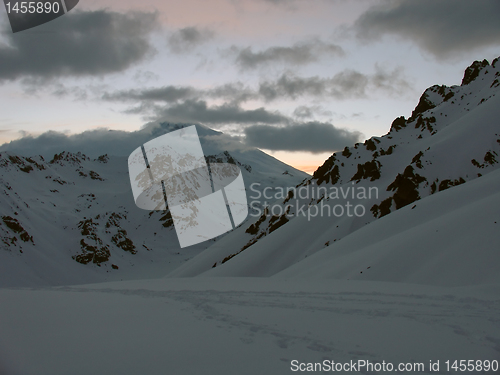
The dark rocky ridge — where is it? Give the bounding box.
[216,56,500,265]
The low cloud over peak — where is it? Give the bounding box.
[0,119,362,157]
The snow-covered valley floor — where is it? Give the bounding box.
[0,278,498,375]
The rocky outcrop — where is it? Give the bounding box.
[350,160,381,182]
[462,59,490,85]
[1,216,34,248]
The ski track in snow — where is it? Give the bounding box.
[1,280,498,375]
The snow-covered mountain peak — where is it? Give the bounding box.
[0,128,308,286]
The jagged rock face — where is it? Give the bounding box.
[410,92,436,120]
[462,59,490,85]
[1,215,34,248]
[350,160,382,182]
[313,155,340,185]
[389,116,406,132]
[203,56,500,273]
[384,165,426,212]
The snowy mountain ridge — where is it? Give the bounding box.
[0,127,308,286]
[169,56,500,279]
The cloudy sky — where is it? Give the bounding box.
[0,0,499,173]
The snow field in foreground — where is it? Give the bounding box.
[0,278,498,375]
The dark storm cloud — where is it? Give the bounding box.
[102,82,256,106]
[243,122,362,153]
[259,67,409,101]
[167,26,215,53]
[105,67,407,111]
[354,0,500,58]
[232,39,344,70]
[99,65,409,125]
[103,86,196,103]
[259,74,330,100]
[207,82,257,103]
[157,100,289,126]
[0,10,158,81]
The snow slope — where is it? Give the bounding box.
[275,167,500,286]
